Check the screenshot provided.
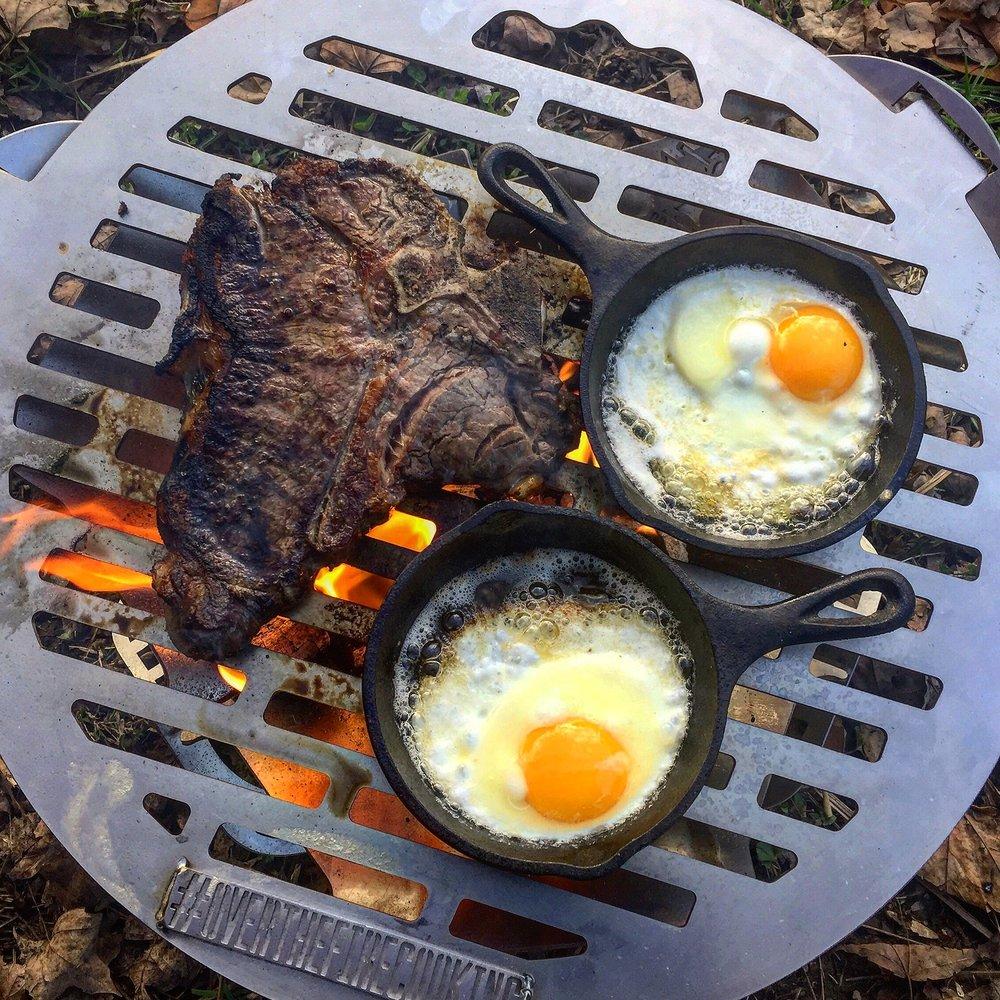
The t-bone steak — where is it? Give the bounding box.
[152,157,579,660]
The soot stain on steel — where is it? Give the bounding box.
[283,676,309,697]
[93,388,170,503]
[331,757,371,817]
[68,317,108,345]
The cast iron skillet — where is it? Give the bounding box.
[363,502,915,879]
[477,143,927,559]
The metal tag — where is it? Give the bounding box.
[159,865,533,1000]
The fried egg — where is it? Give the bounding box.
[604,267,884,537]
[396,552,691,841]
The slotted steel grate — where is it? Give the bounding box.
[0,2,998,997]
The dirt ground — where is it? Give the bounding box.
[0,1,998,997]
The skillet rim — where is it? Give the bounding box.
[577,223,928,559]
[361,501,729,879]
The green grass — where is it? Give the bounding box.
[945,68,1000,143]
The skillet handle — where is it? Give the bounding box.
[712,568,916,692]
[477,143,648,302]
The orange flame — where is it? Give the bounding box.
[217,665,247,692]
[566,431,599,467]
[558,360,580,383]
[0,497,160,559]
[365,509,435,552]
[0,505,67,559]
[314,564,393,609]
[37,551,152,592]
[312,509,435,609]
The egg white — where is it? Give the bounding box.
[407,606,690,841]
[604,266,884,535]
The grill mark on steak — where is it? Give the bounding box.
[153,157,580,659]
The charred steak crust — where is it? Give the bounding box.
[153,157,579,659]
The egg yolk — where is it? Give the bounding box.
[770,305,864,402]
[519,717,630,823]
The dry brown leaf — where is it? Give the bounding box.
[0,815,102,910]
[122,916,156,943]
[228,73,271,104]
[887,906,941,938]
[881,2,939,52]
[925,987,1000,1000]
[183,0,249,31]
[3,95,43,122]
[941,0,985,12]
[0,816,59,879]
[0,961,27,999]
[48,274,86,309]
[981,14,1000,55]
[836,187,889,216]
[0,0,69,36]
[842,941,979,981]
[931,52,1000,78]
[499,13,555,56]
[796,0,868,53]
[633,125,665,143]
[922,806,1000,912]
[966,988,1000,1000]
[21,909,119,999]
[936,18,999,63]
[908,916,940,939]
[926,404,949,438]
[856,721,887,761]
[142,3,181,42]
[979,935,1000,966]
[863,3,889,41]
[666,74,701,108]
[0,755,17,789]
[317,39,406,75]
[127,939,198,1000]
[68,0,129,14]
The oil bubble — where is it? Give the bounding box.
[848,452,875,479]
[475,579,508,609]
[441,611,464,632]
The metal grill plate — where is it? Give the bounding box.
[0,2,998,997]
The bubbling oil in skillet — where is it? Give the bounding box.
[603,267,887,539]
[394,549,692,843]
